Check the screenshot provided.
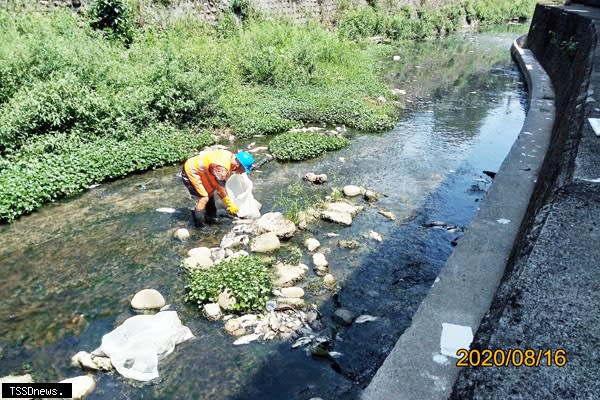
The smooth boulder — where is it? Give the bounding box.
[131,289,166,310]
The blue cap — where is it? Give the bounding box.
[236,151,255,174]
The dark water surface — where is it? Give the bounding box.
[0,32,526,399]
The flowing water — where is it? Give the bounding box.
[0,31,527,399]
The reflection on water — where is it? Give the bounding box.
[0,32,526,399]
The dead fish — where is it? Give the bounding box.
[156,207,177,214]
[354,315,380,324]
[328,351,343,359]
[233,333,261,345]
[291,336,313,349]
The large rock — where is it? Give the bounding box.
[343,185,364,197]
[203,303,222,320]
[224,319,246,336]
[323,274,336,287]
[131,289,166,310]
[277,297,305,307]
[324,202,363,216]
[320,202,363,226]
[183,253,213,271]
[297,208,319,230]
[0,374,33,399]
[0,374,33,384]
[217,289,236,311]
[304,238,320,252]
[280,287,305,298]
[59,375,95,399]
[250,232,281,253]
[220,232,249,249]
[312,253,328,268]
[320,210,352,226]
[173,228,190,241]
[187,247,212,259]
[303,172,328,184]
[273,263,309,287]
[256,212,296,239]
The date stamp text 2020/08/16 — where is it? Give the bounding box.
[456,348,567,368]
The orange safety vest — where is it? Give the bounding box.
[184,150,233,199]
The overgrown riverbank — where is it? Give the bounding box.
[0,0,546,222]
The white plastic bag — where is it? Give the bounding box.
[226,174,261,219]
[99,311,194,381]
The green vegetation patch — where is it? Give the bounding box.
[185,255,272,313]
[269,132,351,161]
[0,126,213,222]
[336,0,541,42]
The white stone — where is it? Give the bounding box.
[280,287,305,298]
[211,247,226,264]
[203,303,222,320]
[173,228,190,241]
[303,173,328,184]
[277,297,305,307]
[220,232,249,249]
[313,253,328,268]
[187,247,212,258]
[59,375,95,399]
[0,373,33,384]
[342,185,363,197]
[224,319,242,335]
[324,201,363,216]
[304,238,320,252]
[130,289,165,310]
[323,274,336,286]
[250,232,281,253]
[0,374,34,399]
[217,289,236,311]
[183,254,213,271]
[320,210,352,226]
[256,212,296,239]
[273,263,309,287]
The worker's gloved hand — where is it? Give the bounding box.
[227,205,239,215]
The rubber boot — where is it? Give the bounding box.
[192,209,205,227]
[205,196,218,224]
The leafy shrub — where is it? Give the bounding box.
[0,126,213,222]
[185,256,272,313]
[237,21,322,87]
[0,77,110,153]
[88,0,135,45]
[269,131,350,161]
[230,0,253,21]
[337,7,380,41]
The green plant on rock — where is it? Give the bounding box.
[278,244,303,265]
[185,256,272,313]
[269,131,351,161]
[275,181,324,225]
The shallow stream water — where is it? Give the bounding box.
[0,31,527,399]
